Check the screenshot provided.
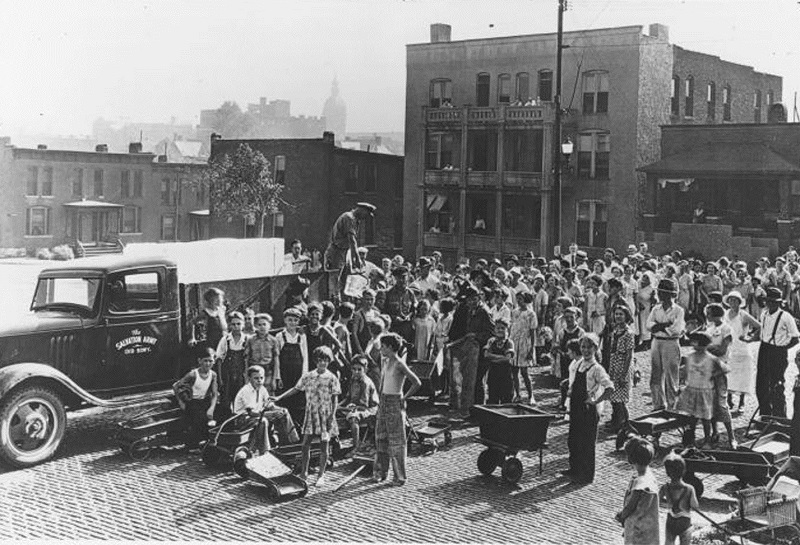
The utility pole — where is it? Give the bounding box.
[553,0,568,256]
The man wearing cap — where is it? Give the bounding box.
[324,202,376,272]
[411,257,439,295]
[646,278,685,411]
[756,287,799,417]
[379,265,417,345]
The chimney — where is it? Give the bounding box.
[649,23,669,42]
[157,154,168,163]
[95,144,108,153]
[430,23,452,43]
[37,144,48,150]
[322,131,335,145]
[210,132,222,142]
[128,142,143,154]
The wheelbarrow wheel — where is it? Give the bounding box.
[501,457,524,484]
[201,445,221,467]
[443,431,453,446]
[265,484,280,502]
[615,430,629,451]
[684,473,704,499]
[127,439,152,461]
[477,448,501,475]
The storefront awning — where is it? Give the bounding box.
[62,200,123,209]
[189,209,210,217]
[426,195,449,212]
[639,143,800,175]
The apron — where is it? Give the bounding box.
[568,365,599,481]
[279,331,306,423]
[219,338,246,418]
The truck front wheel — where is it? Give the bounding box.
[0,386,66,468]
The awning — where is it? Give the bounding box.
[639,143,800,175]
[189,209,210,217]
[426,195,449,212]
[62,200,123,209]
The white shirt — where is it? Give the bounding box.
[216,332,250,361]
[646,303,685,338]
[233,383,270,414]
[567,357,614,412]
[760,308,800,346]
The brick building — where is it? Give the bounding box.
[404,23,782,265]
[209,133,404,260]
[0,139,208,254]
[640,112,800,260]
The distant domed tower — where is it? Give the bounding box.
[323,77,347,139]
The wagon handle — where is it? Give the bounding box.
[691,508,733,538]
[212,413,244,445]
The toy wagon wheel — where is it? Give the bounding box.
[651,434,661,451]
[684,473,704,499]
[443,431,453,446]
[201,445,221,467]
[232,447,251,478]
[477,449,499,476]
[501,457,524,484]
[265,484,281,502]
[128,439,151,461]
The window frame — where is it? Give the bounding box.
[345,162,359,193]
[363,163,378,193]
[707,82,716,121]
[576,131,610,180]
[72,168,84,198]
[120,170,131,198]
[93,169,104,197]
[133,170,143,198]
[684,76,694,118]
[106,270,163,315]
[40,167,53,197]
[274,155,286,185]
[582,71,609,114]
[26,206,51,236]
[538,69,553,102]
[160,215,176,240]
[26,166,39,196]
[575,200,607,248]
[671,75,681,116]
[754,90,762,123]
[723,85,732,121]
[429,79,452,108]
[497,73,511,104]
[120,205,142,234]
[475,72,491,107]
[515,72,530,102]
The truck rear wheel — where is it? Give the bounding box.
[0,385,66,469]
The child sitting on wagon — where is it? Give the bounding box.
[338,355,379,454]
[173,347,219,452]
[233,366,300,454]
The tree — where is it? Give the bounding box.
[209,101,253,138]
[206,143,283,237]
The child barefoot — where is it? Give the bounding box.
[274,346,341,487]
[338,355,378,454]
[677,331,729,446]
[173,347,219,452]
[660,452,699,545]
[510,291,538,403]
[615,437,659,545]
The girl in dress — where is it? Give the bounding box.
[274,346,341,487]
[510,291,538,403]
[698,262,723,323]
[607,306,635,432]
[616,437,659,545]
[704,303,735,447]
[723,291,760,412]
[585,275,608,335]
[677,331,729,446]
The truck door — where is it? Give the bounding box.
[100,267,181,395]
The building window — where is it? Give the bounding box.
[467,130,498,171]
[26,207,50,236]
[72,168,83,198]
[133,170,143,198]
[196,184,206,205]
[515,72,530,102]
[274,155,286,185]
[498,74,511,104]
[425,193,455,233]
[723,85,732,121]
[538,70,553,102]
[160,216,175,240]
[120,170,130,198]
[754,90,762,123]
[671,75,680,116]
[767,90,774,106]
[707,82,716,120]
[684,76,694,117]
[426,132,457,170]
[476,73,490,107]
[27,166,38,196]
[504,129,544,172]
[577,131,610,179]
[576,201,607,248]
[94,169,104,197]
[271,212,284,238]
[120,205,141,233]
[582,71,609,114]
[429,79,452,108]
[161,178,177,206]
[40,167,53,196]
[364,163,377,193]
[345,163,358,193]
[503,195,541,238]
[792,180,800,216]
[467,193,495,234]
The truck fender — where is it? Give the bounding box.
[0,363,149,409]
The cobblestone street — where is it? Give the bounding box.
[1,347,786,543]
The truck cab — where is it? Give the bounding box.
[0,256,183,468]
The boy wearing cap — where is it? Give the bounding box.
[380,266,417,345]
[646,278,686,411]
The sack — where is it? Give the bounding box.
[344,273,369,298]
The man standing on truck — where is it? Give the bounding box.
[324,203,376,294]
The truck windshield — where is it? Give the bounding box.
[32,276,101,313]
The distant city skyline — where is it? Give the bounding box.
[1,0,797,141]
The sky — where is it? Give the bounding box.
[0,0,798,138]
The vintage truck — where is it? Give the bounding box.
[0,251,334,468]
